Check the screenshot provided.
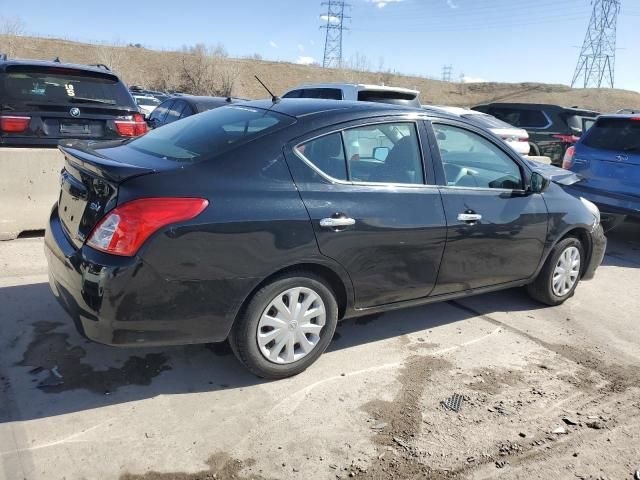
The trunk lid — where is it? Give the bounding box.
[57,141,158,247]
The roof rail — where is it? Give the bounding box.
[88,63,111,71]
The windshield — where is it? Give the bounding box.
[2,65,134,108]
[462,113,516,129]
[582,117,640,152]
[127,105,296,163]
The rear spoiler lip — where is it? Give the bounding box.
[58,143,156,183]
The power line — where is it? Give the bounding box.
[320,1,350,69]
[571,0,622,88]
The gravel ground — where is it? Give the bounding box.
[1,222,639,480]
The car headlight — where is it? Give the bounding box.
[580,197,600,227]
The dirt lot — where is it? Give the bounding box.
[4,34,640,112]
[1,222,639,480]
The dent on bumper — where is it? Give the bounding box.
[45,210,252,347]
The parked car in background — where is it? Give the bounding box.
[132,94,161,118]
[562,114,640,229]
[282,83,421,107]
[472,103,599,165]
[0,57,146,147]
[45,99,605,379]
[617,109,640,115]
[129,86,170,102]
[147,95,241,129]
[425,106,530,156]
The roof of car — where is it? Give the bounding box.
[288,83,420,95]
[475,102,599,114]
[0,58,119,76]
[238,98,428,118]
[424,105,481,116]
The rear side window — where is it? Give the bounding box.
[582,118,640,152]
[295,122,424,185]
[357,90,420,107]
[491,108,549,128]
[1,65,134,108]
[128,105,296,163]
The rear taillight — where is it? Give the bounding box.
[0,115,31,133]
[552,134,581,144]
[562,146,576,170]
[87,197,208,256]
[114,113,148,137]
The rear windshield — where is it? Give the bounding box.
[283,88,343,100]
[135,97,161,106]
[357,90,421,107]
[127,105,296,163]
[462,113,515,129]
[2,65,135,108]
[582,118,640,152]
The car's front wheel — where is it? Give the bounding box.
[229,272,339,379]
[527,237,584,306]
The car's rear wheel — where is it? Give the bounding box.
[527,237,584,306]
[229,272,338,379]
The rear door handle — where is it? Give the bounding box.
[320,217,356,228]
[457,213,482,223]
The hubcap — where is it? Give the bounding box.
[257,287,326,364]
[552,246,581,297]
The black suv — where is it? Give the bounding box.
[0,57,146,147]
[472,103,599,165]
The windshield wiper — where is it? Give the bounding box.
[69,97,116,105]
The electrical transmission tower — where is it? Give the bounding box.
[442,65,453,82]
[321,1,350,68]
[571,0,621,88]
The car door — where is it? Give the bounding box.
[427,121,548,295]
[284,119,447,308]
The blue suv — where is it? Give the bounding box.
[563,115,640,228]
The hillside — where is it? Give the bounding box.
[4,35,640,112]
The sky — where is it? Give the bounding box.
[2,0,639,91]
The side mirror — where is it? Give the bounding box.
[529,171,549,194]
[373,146,390,161]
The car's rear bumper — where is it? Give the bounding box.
[45,206,252,346]
[582,224,606,281]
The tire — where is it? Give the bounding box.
[527,237,584,306]
[229,272,339,379]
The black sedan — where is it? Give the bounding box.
[146,94,243,129]
[45,99,606,379]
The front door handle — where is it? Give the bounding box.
[320,217,356,229]
[457,212,482,223]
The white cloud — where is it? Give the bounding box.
[462,75,487,83]
[269,40,278,48]
[296,56,316,66]
[297,44,305,52]
[320,14,340,23]
[368,0,404,8]
[446,0,458,8]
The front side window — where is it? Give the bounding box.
[295,122,424,185]
[434,124,523,190]
[149,100,173,123]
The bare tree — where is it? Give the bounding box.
[0,16,26,57]
[96,42,126,74]
[217,64,239,97]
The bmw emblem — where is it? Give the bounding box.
[70,107,81,117]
